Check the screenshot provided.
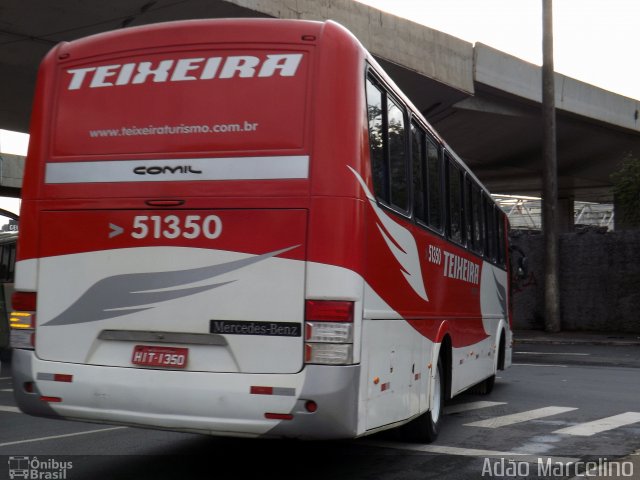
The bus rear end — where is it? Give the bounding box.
[11,19,363,439]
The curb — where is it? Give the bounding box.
[513,331,640,347]
[514,338,640,347]
[568,450,640,480]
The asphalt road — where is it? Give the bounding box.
[1,342,639,480]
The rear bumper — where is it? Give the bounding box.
[12,349,360,439]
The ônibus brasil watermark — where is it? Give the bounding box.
[7,456,73,479]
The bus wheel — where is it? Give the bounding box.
[401,357,444,443]
[471,374,495,395]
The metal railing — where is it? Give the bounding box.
[492,195,614,231]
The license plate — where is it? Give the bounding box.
[131,345,189,369]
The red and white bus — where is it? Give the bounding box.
[11,18,511,441]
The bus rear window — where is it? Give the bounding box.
[52,49,310,157]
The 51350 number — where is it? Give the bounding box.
[131,214,223,240]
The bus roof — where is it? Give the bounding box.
[54,18,326,58]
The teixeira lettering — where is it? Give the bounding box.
[66,53,303,90]
[442,250,480,285]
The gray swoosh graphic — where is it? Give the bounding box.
[42,245,299,327]
[492,270,507,318]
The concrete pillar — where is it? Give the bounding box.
[613,194,636,231]
[557,196,575,233]
[0,153,24,191]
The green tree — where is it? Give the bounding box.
[611,155,640,228]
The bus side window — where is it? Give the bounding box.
[496,209,506,267]
[411,123,426,223]
[484,196,497,261]
[365,75,409,213]
[426,139,443,231]
[471,183,485,255]
[464,175,473,247]
[366,78,386,201]
[0,245,5,281]
[8,242,15,281]
[0,244,9,281]
[446,155,463,245]
[387,97,408,211]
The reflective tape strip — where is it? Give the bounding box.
[250,386,296,396]
[45,155,310,183]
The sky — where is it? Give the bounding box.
[1,0,638,164]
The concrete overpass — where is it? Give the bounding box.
[2,0,639,215]
[0,154,23,197]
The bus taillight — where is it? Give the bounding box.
[304,300,355,365]
[305,300,354,322]
[10,292,37,350]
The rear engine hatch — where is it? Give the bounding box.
[35,208,306,374]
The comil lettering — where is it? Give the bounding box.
[66,53,303,90]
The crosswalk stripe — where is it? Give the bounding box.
[361,441,579,464]
[464,406,578,428]
[553,412,640,436]
[445,401,507,415]
[512,363,569,368]
[0,405,21,414]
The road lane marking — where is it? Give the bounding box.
[464,406,578,428]
[0,389,13,392]
[515,352,590,356]
[553,412,640,436]
[0,406,21,413]
[0,377,11,380]
[445,401,507,415]
[0,427,128,447]
[361,441,579,464]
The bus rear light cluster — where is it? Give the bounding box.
[305,343,353,365]
[305,300,354,322]
[304,300,355,365]
[9,292,37,350]
[305,322,353,343]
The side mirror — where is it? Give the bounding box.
[516,256,528,279]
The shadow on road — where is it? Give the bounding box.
[75,434,458,480]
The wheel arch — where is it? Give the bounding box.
[436,332,453,403]
[497,327,506,371]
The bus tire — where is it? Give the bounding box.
[401,356,444,443]
[471,374,495,395]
